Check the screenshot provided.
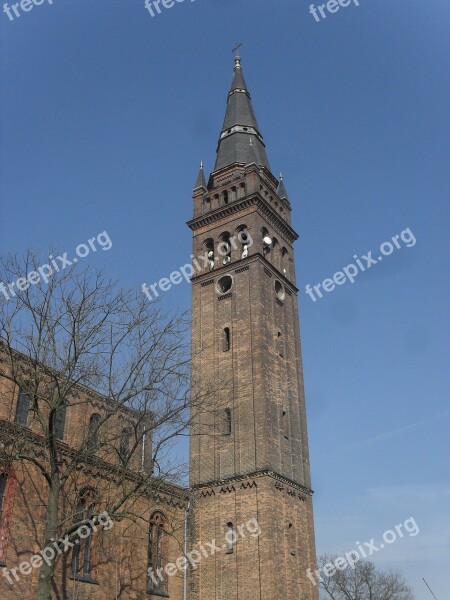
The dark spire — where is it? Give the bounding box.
[246,137,259,166]
[278,173,289,201]
[194,161,207,190]
[214,55,271,172]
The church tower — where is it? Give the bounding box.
[188,55,319,600]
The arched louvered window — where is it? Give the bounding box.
[71,489,97,583]
[204,238,215,271]
[281,247,289,278]
[219,232,232,265]
[87,413,101,452]
[15,388,30,426]
[147,512,168,596]
[53,402,67,441]
[119,427,132,463]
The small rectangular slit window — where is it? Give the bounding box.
[225,408,232,435]
[223,327,231,352]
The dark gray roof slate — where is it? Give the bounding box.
[278,175,289,201]
[214,58,271,172]
[194,163,207,190]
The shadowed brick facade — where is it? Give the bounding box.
[0,361,188,600]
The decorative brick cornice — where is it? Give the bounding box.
[0,343,138,418]
[191,469,313,496]
[0,419,189,507]
[187,194,298,243]
[219,485,235,494]
[218,292,232,301]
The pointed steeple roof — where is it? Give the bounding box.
[246,137,259,166]
[278,173,289,201]
[214,55,271,172]
[193,161,207,190]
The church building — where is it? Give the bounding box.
[0,55,318,600]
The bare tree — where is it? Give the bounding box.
[0,250,217,600]
[318,554,415,600]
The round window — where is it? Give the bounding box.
[274,280,285,302]
[217,275,233,295]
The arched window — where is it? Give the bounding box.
[119,427,132,463]
[15,388,30,426]
[87,413,101,452]
[225,408,232,435]
[226,522,235,554]
[277,330,284,358]
[223,190,229,205]
[147,512,168,596]
[53,402,67,441]
[236,225,250,259]
[218,232,232,265]
[282,409,289,440]
[288,522,296,556]
[281,247,289,277]
[223,327,231,352]
[262,227,271,255]
[71,488,97,583]
[272,238,280,269]
[0,474,7,526]
[204,239,215,271]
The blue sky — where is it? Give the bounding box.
[1,0,449,598]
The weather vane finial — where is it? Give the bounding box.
[232,42,243,56]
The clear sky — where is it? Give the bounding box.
[1,0,449,598]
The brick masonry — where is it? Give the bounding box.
[188,161,319,600]
[0,371,187,600]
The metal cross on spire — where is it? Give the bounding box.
[232,42,243,56]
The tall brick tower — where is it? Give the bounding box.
[188,54,318,600]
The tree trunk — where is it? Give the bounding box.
[35,481,59,600]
